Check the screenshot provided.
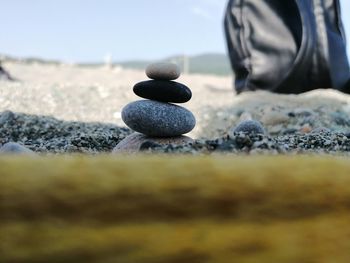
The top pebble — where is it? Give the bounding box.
[146,62,181,81]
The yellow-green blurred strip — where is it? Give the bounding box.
[1,156,350,262]
[2,215,350,263]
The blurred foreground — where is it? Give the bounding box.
[1,156,350,262]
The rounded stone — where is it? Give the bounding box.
[133,80,192,103]
[261,111,289,126]
[113,133,193,154]
[232,120,266,135]
[146,62,181,81]
[311,127,331,134]
[0,142,35,155]
[122,100,196,137]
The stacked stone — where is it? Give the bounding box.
[117,63,196,152]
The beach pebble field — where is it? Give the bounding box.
[2,61,350,155]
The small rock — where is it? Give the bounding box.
[331,112,350,126]
[261,111,289,126]
[122,100,196,137]
[300,124,312,134]
[231,120,265,135]
[146,62,181,81]
[113,133,193,154]
[133,80,192,103]
[269,124,283,134]
[311,127,331,134]
[0,110,15,125]
[293,108,314,117]
[324,140,332,146]
[0,142,35,155]
[283,128,298,135]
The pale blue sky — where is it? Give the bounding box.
[1,0,349,62]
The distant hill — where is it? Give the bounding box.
[1,53,232,76]
[119,53,232,76]
[0,54,61,65]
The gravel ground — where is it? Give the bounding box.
[143,131,350,155]
[2,61,350,155]
[0,110,131,154]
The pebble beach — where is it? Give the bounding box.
[2,61,350,155]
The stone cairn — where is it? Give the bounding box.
[114,62,196,153]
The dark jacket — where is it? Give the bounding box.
[224,0,350,94]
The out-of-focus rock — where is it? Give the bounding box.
[113,133,193,154]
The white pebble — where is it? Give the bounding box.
[146,62,181,80]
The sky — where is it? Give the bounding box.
[1,0,349,63]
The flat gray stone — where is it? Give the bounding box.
[0,142,35,155]
[113,133,193,154]
[146,63,181,81]
[122,100,196,137]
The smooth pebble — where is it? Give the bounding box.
[133,80,192,103]
[122,100,196,137]
[232,120,266,135]
[146,63,181,81]
[261,111,289,126]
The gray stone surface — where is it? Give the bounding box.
[0,111,131,154]
[146,63,181,81]
[122,100,196,137]
[113,132,193,154]
[0,142,35,155]
[232,120,266,135]
[145,132,350,155]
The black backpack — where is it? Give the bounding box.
[224,0,350,94]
